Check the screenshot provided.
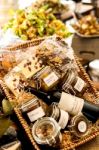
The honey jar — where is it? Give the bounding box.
[62,69,87,95]
[33,66,61,91]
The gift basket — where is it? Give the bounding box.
[0,36,99,150]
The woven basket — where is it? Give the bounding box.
[0,37,99,150]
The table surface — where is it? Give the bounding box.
[77,136,99,150]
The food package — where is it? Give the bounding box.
[4,37,78,98]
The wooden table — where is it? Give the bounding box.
[72,34,99,61]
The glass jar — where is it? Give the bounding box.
[62,69,87,95]
[68,114,91,137]
[33,66,61,91]
[46,103,69,129]
[32,117,62,147]
[20,97,45,124]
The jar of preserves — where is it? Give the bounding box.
[68,114,91,137]
[20,97,45,124]
[33,66,61,91]
[32,117,62,147]
[62,69,87,95]
[46,103,69,129]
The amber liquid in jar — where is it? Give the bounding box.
[68,114,91,137]
[33,66,61,91]
[62,69,88,96]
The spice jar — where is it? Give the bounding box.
[20,97,45,124]
[46,103,69,129]
[62,69,87,95]
[32,117,62,147]
[68,114,91,137]
[33,66,61,91]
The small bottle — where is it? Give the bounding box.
[25,87,99,122]
[20,97,45,124]
[62,69,87,95]
[33,66,61,91]
[68,114,91,137]
[46,103,69,129]
[32,117,62,147]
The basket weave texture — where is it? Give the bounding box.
[0,37,99,150]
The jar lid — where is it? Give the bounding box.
[89,60,99,70]
[32,117,61,145]
[69,114,91,137]
[20,97,39,112]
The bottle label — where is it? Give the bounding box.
[27,106,45,122]
[43,72,59,87]
[58,92,84,115]
[78,121,87,133]
[58,110,69,129]
[74,77,85,92]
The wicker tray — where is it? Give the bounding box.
[0,37,99,150]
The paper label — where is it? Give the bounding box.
[58,110,69,129]
[74,77,85,92]
[43,72,59,87]
[78,121,87,133]
[58,92,84,115]
[27,106,45,122]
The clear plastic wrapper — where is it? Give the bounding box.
[35,36,78,75]
[4,55,44,97]
[0,47,37,72]
[4,36,78,98]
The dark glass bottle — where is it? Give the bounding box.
[25,86,99,122]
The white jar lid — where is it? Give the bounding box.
[89,59,99,70]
